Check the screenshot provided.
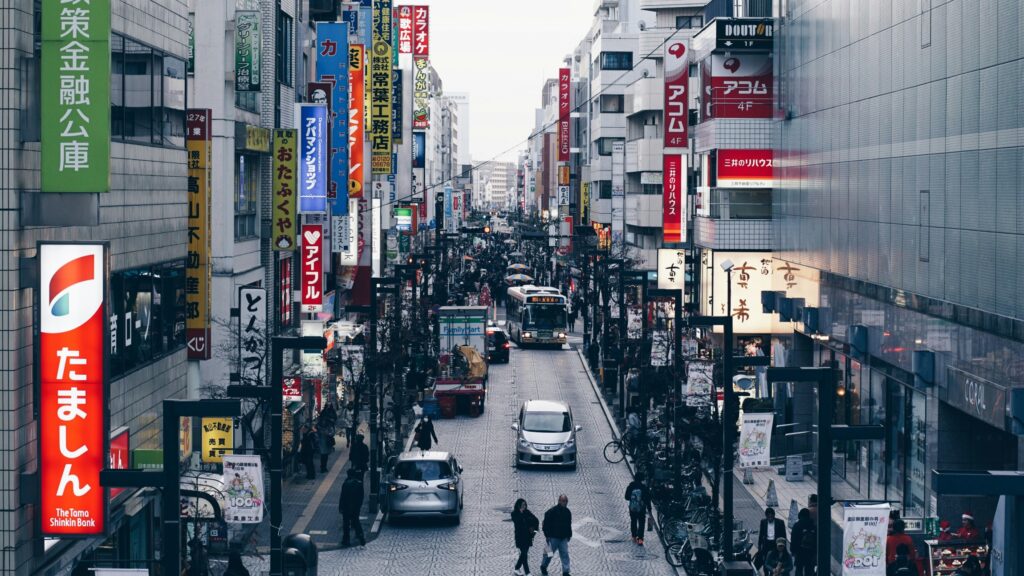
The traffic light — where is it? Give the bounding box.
[460,225,490,235]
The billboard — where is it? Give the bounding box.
[200,417,233,464]
[272,129,298,250]
[42,0,111,193]
[397,5,413,53]
[349,45,366,199]
[709,53,772,119]
[663,154,686,242]
[301,224,324,313]
[841,505,890,575]
[238,287,266,387]
[186,110,212,359]
[316,22,349,209]
[558,67,570,162]
[296,104,328,212]
[392,69,403,144]
[235,10,261,92]
[412,5,429,56]
[664,40,689,147]
[716,149,773,188]
[38,243,108,535]
[413,57,430,129]
[222,455,264,523]
[412,131,426,168]
[370,0,394,174]
[657,249,686,291]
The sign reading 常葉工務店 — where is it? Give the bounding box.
[42,0,111,193]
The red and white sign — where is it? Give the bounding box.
[397,6,413,54]
[558,67,570,162]
[708,53,772,119]
[38,243,108,535]
[717,149,774,188]
[109,428,129,499]
[663,154,685,242]
[664,41,689,147]
[301,224,324,313]
[412,5,429,56]
[310,378,324,415]
[280,256,292,327]
[282,377,303,403]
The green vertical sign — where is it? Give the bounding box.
[41,0,111,193]
[235,10,261,92]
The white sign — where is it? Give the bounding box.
[627,307,642,340]
[371,197,382,277]
[340,198,359,266]
[738,412,773,468]
[331,215,348,254]
[686,361,714,407]
[557,185,569,206]
[657,249,686,290]
[841,504,889,576]
[222,455,265,523]
[238,287,266,386]
[650,331,671,367]
[339,345,364,391]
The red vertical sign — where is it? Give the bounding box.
[412,5,429,56]
[280,256,292,327]
[301,224,324,313]
[663,154,683,242]
[109,429,129,499]
[664,41,689,147]
[38,243,108,535]
[397,6,413,53]
[558,67,570,163]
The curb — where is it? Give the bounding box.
[370,417,420,536]
[575,348,681,576]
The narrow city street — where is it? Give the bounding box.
[245,341,678,575]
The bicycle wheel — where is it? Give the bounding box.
[664,539,689,567]
[603,440,626,463]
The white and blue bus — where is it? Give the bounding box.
[505,285,568,347]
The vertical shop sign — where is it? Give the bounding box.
[38,243,108,535]
[580,182,590,224]
[186,110,212,359]
[340,198,360,266]
[272,129,298,250]
[306,82,334,199]
[738,412,773,468]
[200,418,234,464]
[279,256,293,327]
[412,131,425,168]
[301,224,324,313]
[316,22,349,209]
[234,10,261,92]
[663,154,685,242]
[686,361,714,407]
[412,5,429,56]
[222,455,265,523]
[841,505,889,575]
[238,287,266,386]
[392,69,403,144]
[413,57,430,129]
[109,428,129,499]
[282,377,303,403]
[657,249,686,290]
[296,104,328,213]
[397,6,413,53]
[558,67,570,162]
[349,45,366,199]
[41,0,111,193]
[187,13,195,73]
[664,41,689,147]
[611,141,625,248]
[370,0,393,174]
[332,214,349,254]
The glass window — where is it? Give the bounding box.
[525,304,566,330]
[599,52,633,71]
[235,90,259,113]
[598,180,612,199]
[596,138,621,156]
[112,35,125,139]
[111,34,185,148]
[600,94,624,113]
[235,155,260,240]
[522,412,571,433]
[123,38,153,144]
[160,56,186,147]
[109,260,186,378]
[641,184,662,196]
[676,15,704,29]
[276,11,294,86]
[394,460,453,481]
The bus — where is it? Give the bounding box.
[505,285,568,347]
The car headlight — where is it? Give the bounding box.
[523,332,531,339]
[437,482,459,491]
[564,438,575,448]
[518,438,532,449]
[388,483,408,493]
[558,332,567,339]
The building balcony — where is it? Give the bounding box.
[624,194,662,228]
[591,197,611,223]
[639,0,709,9]
[625,137,663,173]
[590,113,627,141]
[627,76,664,116]
[693,217,773,251]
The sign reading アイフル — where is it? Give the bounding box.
[370,0,393,174]
[42,0,111,193]
[301,224,324,313]
[186,110,212,359]
[38,243,109,536]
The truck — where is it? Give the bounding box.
[431,306,489,418]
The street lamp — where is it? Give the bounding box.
[368,277,399,514]
[618,269,645,419]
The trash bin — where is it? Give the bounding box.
[282,547,307,576]
[283,533,318,576]
[719,559,756,576]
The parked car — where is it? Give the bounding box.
[384,450,464,524]
[486,327,511,363]
[512,400,581,470]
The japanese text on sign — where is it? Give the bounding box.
[272,130,298,250]
[238,287,266,387]
[371,0,394,174]
[186,110,212,359]
[301,224,324,313]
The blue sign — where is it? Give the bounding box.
[298,104,328,213]
[444,185,453,228]
[341,10,359,35]
[412,131,425,168]
[315,23,349,214]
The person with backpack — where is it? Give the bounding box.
[338,468,366,547]
[886,544,920,576]
[790,508,816,576]
[624,475,651,545]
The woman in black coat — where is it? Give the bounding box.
[511,498,540,575]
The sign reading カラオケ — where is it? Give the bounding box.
[42,0,111,193]
[38,243,109,535]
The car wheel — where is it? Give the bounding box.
[452,513,461,526]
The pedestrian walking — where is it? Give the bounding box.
[511,498,540,575]
[790,508,816,576]
[755,507,788,569]
[222,551,250,576]
[338,469,366,547]
[624,475,651,545]
[415,417,439,451]
[764,538,794,576]
[539,494,572,576]
[299,425,319,480]
[349,433,369,476]
[317,424,334,473]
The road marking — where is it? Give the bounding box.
[571,516,623,549]
[291,447,348,534]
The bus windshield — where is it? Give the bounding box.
[525,304,566,330]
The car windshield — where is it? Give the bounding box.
[523,411,571,433]
[525,305,566,330]
[394,460,453,481]
[487,332,507,346]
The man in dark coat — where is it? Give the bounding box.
[624,475,651,545]
[299,425,318,479]
[540,494,573,576]
[349,433,369,476]
[756,507,788,568]
[790,508,816,576]
[511,498,540,575]
[415,417,439,451]
[338,469,366,547]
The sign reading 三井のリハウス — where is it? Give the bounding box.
[41,0,111,193]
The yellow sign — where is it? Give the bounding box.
[370,0,393,175]
[559,165,570,186]
[186,110,212,359]
[180,416,193,460]
[581,182,590,223]
[272,130,298,250]
[201,417,234,463]
[245,125,271,152]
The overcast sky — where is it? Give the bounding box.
[420,0,595,163]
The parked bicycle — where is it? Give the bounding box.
[603,430,660,464]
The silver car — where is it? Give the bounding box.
[512,400,582,470]
[383,450,464,524]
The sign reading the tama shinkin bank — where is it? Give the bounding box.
[42,0,111,193]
